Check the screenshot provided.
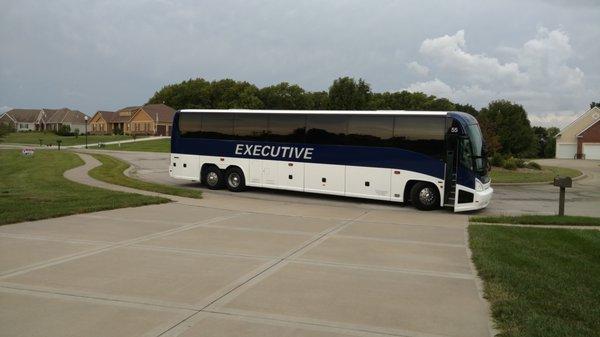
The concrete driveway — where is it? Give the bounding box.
[0,177,493,336]
[103,150,600,217]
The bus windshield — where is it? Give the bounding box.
[466,123,487,176]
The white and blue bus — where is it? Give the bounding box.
[169,110,493,212]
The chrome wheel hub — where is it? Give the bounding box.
[206,172,219,186]
[228,173,240,188]
[419,187,435,205]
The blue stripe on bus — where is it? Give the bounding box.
[172,138,446,179]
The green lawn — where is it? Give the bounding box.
[469,225,600,337]
[471,214,600,226]
[89,153,201,198]
[101,138,170,153]
[491,166,581,184]
[0,150,168,225]
[1,131,141,147]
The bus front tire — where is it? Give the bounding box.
[204,166,224,190]
[225,167,246,192]
[410,182,440,211]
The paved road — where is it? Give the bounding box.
[98,150,600,217]
[0,153,493,337]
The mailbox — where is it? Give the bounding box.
[553,176,572,188]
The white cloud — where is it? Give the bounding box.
[405,27,593,127]
[528,111,581,128]
[406,61,429,76]
[419,30,528,86]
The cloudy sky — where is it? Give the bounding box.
[1,0,598,127]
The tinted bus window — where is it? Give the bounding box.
[201,113,234,139]
[178,112,202,137]
[306,115,348,145]
[346,115,393,147]
[392,116,445,157]
[267,114,306,143]
[234,114,268,140]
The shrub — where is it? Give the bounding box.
[503,157,518,170]
[55,125,72,136]
[526,161,542,170]
[490,153,505,167]
[515,158,526,168]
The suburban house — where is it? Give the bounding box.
[88,104,175,136]
[0,109,42,131]
[129,104,176,136]
[556,106,600,160]
[88,111,115,134]
[42,108,87,133]
[0,108,87,134]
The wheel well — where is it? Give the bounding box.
[200,164,219,182]
[404,180,438,202]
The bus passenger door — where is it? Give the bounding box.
[444,134,458,207]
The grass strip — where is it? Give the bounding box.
[469,225,600,337]
[490,166,581,184]
[89,153,201,199]
[0,149,168,225]
[101,138,170,153]
[470,215,600,226]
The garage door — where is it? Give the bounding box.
[556,144,576,159]
[583,144,600,160]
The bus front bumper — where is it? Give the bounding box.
[454,186,493,212]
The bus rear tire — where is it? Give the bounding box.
[225,167,246,192]
[410,182,440,211]
[204,166,224,190]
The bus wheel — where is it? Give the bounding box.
[204,166,224,190]
[410,182,440,211]
[225,167,245,192]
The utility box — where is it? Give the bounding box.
[553,176,572,188]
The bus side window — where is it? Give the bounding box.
[346,116,393,147]
[234,114,268,140]
[179,112,202,138]
[393,116,445,158]
[306,115,348,145]
[201,113,234,139]
[267,114,306,143]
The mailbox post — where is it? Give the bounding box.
[553,176,572,216]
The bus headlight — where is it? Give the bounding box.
[475,179,484,191]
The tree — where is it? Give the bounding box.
[328,77,372,110]
[209,79,263,109]
[591,102,600,109]
[305,91,329,110]
[148,78,212,109]
[478,100,536,157]
[544,127,560,158]
[258,82,309,109]
[0,123,12,141]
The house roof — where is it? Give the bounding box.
[139,104,175,123]
[3,109,42,123]
[557,106,600,137]
[91,111,115,123]
[40,108,88,124]
[112,106,141,122]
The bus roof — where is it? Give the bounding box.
[179,109,449,116]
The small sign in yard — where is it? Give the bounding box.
[21,148,35,156]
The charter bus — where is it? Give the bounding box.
[169,109,493,212]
